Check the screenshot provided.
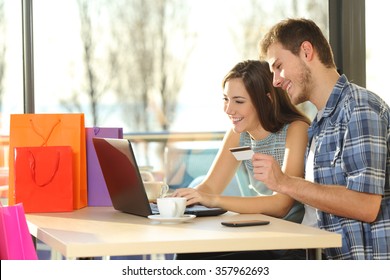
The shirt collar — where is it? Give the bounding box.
[307,74,348,141]
[320,74,348,119]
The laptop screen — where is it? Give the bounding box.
[92,138,153,217]
[93,137,227,217]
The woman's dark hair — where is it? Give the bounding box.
[222,60,310,133]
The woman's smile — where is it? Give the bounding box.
[231,117,243,124]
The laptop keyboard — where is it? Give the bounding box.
[150,203,160,214]
[150,202,224,215]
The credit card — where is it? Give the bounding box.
[229,146,254,161]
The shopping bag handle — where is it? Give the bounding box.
[28,150,60,187]
[29,118,61,146]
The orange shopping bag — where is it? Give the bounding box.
[8,114,87,209]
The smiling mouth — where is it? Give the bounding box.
[232,117,243,124]
[286,82,292,93]
[281,81,291,93]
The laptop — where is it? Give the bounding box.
[92,137,227,217]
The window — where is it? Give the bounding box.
[29,0,327,133]
[1,0,329,182]
[366,0,388,104]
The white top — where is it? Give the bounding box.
[302,137,318,227]
[302,109,325,227]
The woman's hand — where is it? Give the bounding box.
[172,188,218,208]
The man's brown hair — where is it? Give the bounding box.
[259,18,336,69]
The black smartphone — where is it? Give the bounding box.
[221,220,270,227]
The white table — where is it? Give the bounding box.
[26,207,341,259]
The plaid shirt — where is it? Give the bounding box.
[307,75,390,259]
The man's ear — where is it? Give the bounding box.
[301,41,314,60]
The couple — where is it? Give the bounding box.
[173,18,390,260]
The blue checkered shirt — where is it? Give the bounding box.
[307,75,390,259]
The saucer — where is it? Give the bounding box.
[147,214,196,224]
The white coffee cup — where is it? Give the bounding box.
[157,197,187,218]
[140,171,155,182]
[144,181,169,202]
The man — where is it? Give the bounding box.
[255,18,390,259]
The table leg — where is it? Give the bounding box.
[150,254,166,260]
[306,249,323,260]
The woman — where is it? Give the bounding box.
[174,60,310,220]
[173,60,311,259]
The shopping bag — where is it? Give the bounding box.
[86,127,123,206]
[14,146,73,213]
[8,114,87,209]
[0,202,38,260]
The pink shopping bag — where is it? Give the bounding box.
[0,202,38,260]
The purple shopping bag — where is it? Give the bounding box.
[86,127,123,206]
[0,202,38,260]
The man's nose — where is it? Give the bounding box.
[273,75,282,87]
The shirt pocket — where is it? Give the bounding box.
[314,147,341,168]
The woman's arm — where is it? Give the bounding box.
[193,128,241,194]
[175,121,310,217]
[214,120,309,216]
